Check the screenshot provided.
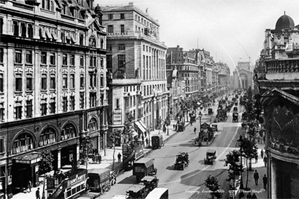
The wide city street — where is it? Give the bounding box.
[101,96,245,199]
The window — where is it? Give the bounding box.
[50,53,55,65]
[89,93,96,107]
[80,55,84,66]
[90,56,96,67]
[41,75,47,90]
[26,51,32,64]
[50,98,55,114]
[120,13,125,19]
[70,96,75,110]
[0,18,3,34]
[118,44,125,50]
[13,21,19,37]
[15,75,22,92]
[70,74,75,89]
[12,134,33,154]
[89,73,96,87]
[0,48,3,63]
[70,54,75,66]
[79,34,84,45]
[39,128,56,147]
[62,97,68,112]
[80,75,84,88]
[50,76,55,89]
[63,54,67,65]
[26,76,33,91]
[100,58,104,68]
[25,100,32,118]
[118,55,125,69]
[61,31,65,43]
[41,103,47,116]
[0,103,3,122]
[107,55,112,70]
[100,75,104,87]
[108,14,113,19]
[62,75,68,88]
[41,52,47,64]
[107,25,113,33]
[0,74,3,92]
[80,92,84,109]
[0,138,5,153]
[15,50,22,63]
[28,24,33,38]
[120,25,125,34]
[21,23,26,37]
[116,98,120,109]
[15,103,22,119]
[61,123,76,140]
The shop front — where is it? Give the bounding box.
[11,152,41,193]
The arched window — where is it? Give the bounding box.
[79,34,84,45]
[13,21,19,37]
[89,36,96,47]
[61,123,76,141]
[21,23,26,37]
[88,118,98,132]
[39,128,56,147]
[28,24,33,38]
[46,0,50,10]
[100,38,104,48]
[42,0,45,8]
[12,133,34,154]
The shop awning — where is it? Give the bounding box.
[139,121,147,131]
[134,121,146,134]
[13,152,41,164]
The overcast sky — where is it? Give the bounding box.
[97,0,299,74]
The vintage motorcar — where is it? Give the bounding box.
[232,113,239,122]
[151,135,164,150]
[204,149,217,165]
[126,184,148,199]
[174,152,189,170]
[140,176,159,193]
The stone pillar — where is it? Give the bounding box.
[271,158,276,198]
[76,144,80,162]
[57,149,61,169]
[97,134,101,154]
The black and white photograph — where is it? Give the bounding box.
[0,0,298,198]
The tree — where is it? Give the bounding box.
[38,150,54,199]
[240,138,258,189]
[225,150,244,189]
[205,175,222,199]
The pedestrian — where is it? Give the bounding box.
[28,180,32,193]
[117,152,121,163]
[263,156,267,167]
[255,154,258,163]
[98,154,102,164]
[252,193,258,199]
[194,127,196,134]
[246,192,252,199]
[36,187,40,199]
[262,174,268,190]
[253,170,259,185]
[261,149,264,159]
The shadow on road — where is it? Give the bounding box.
[117,175,136,184]
[166,165,174,170]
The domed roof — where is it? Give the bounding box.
[275,13,295,31]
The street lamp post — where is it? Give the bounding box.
[237,135,244,189]
[198,111,202,147]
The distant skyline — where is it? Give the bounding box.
[97,0,299,74]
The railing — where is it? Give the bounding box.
[265,59,299,74]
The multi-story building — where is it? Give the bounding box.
[166,46,201,120]
[0,0,108,197]
[254,13,299,199]
[213,62,230,95]
[103,2,168,147]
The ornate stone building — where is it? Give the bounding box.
[254,13,299,199]
[0,0,108,197]
[233,61,253,90]
[103,2,168,147]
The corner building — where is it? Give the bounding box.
[0,0,108,197]
[255,13,299,199]
[103,2,168,146]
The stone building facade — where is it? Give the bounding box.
[254,13,299,199]
[103,2,168,147]
[233,61,253,90]
[0,0,108,197]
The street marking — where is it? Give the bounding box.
[159,126,240,185]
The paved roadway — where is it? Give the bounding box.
[101,94,245,199]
